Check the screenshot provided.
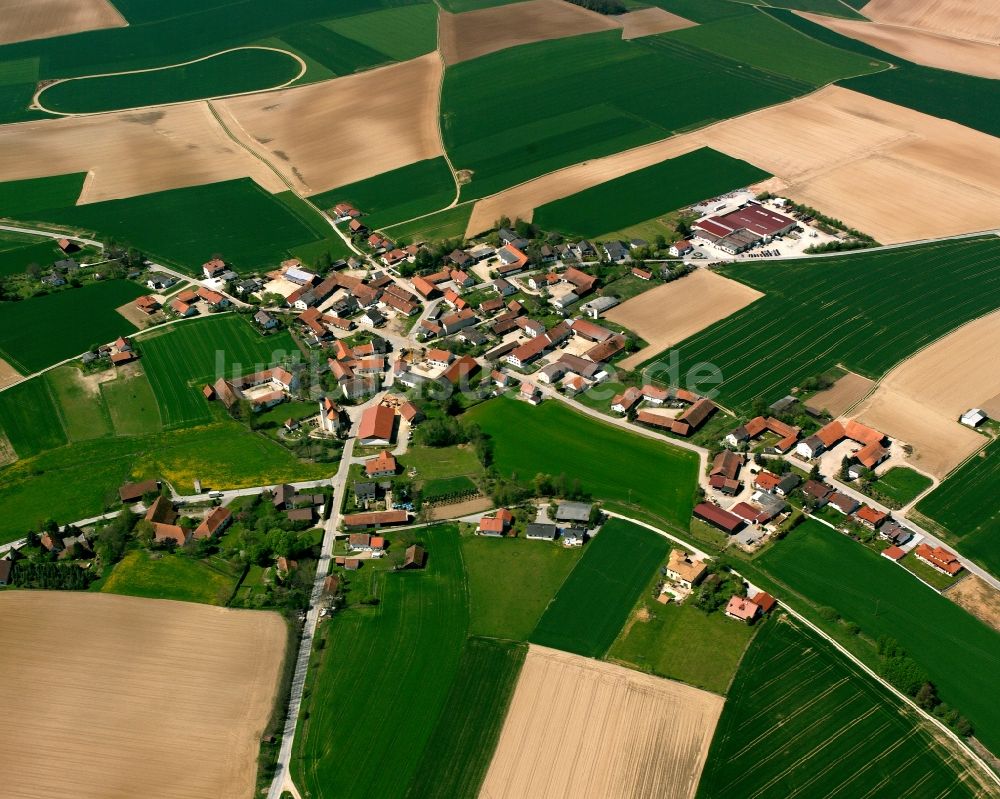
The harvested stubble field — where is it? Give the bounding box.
[798,11,1000,80]
[697,615,990,799]
[481,645,724,799]
[608,269,763,371]
[0,591,285,799]
[618,7,696,39]
[439,0,618,65]
[860,0,1000,45]
[0,0,125,45]
[217,55,443,196]
[850,308,1000,477]
[805,370,874,416]
[945,576,1000,635]
[640,237,1000,412]
[0,102,287,203]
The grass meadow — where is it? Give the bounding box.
[466,396,699,531]
[866,466,933,508]
[533,147,769,239]
[0,236,64,278]
[642,237,1000,410]
[46,366,113,441]
[462,533,582,641]
[0,280,145,373]
[758,519,1000,752]
[530,518,670,658]
[321,3,438,63]
[383,203,473,243]
[915,441,1000,577]
[37,48,302,114]
[697,616,984,799]
[139,314,298,427]
[0,376,67,458]
[100,549,242,605]
[309,157,456,230]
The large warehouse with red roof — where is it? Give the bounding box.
[693,202,797,254]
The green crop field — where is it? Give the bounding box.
[697,616,984,799]
[292,524,472,799]
[775,9,1000,139]
[533,148,770,239]
[384,203,472,243]
[0,177,337,275]
[404,637,527,799]
[466,396,699,530]
[643,237,1000,410]
[644,0,759,23]
[669,8,883,85]
[309,157,456,230]
[867,466,934,508]
[321,3,438,63]
[530,518,670,657]
[36,47,303,114]
[609,594,755,694]
[915,441,1000,577]
[462,534,582,641]
[139,314,298,427]
[0,280,144,373]
[0,173,84,216]
[0,237,63,277]
[741,0,866,17]
[0,377,66,458]
[758,520,1000,752]
[45,366,113,441]
[100,549,242,605]
[101,371,163,435]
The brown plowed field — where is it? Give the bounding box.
[944,576,1000,634]
[851,309,1000,477]
[605,269,763,371]
[861,0,1000,45]
[479,645,723,799]
[216,55,444,196]
[0,102,287,203]
[467,86,1000,245]
[0,591,286,799]
[806,371,875,416]
[618,7,696,39]
[0,0,125,45]
[439,0,618,65]
[798,12,1000,79]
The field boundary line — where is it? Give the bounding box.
[32,46,308,117]
[205,100,299,194]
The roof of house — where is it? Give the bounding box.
[725,595,759,620]
[119,479,159,503]
[570,318,613,342]
[365,450,397,476]
[881,545,906,561]
[152,522,188,546]
[914,543,962,574]
[753,591,777,613]
[555,501,592,522]
[855,505,888,526]
[693,502,743,532]
[145,495,177,525]
[667,549,706,583]
[479,516,506,533]
[358,404,395,441]
[194,506,231,539]
[803,480,831,499]
[343,509,408,528]
[711,450,743,480]
[440,355,479,385]
[828,492,859,513]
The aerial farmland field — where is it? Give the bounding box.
[101,549,243,605]
[0,279,144,373]
[0,591,285,799]
[697,616,988,799]
[530,518,671,658]
[0,375,67,458]
[533,148,769,239]
[320,3,438,63]
[139,314,298,427]
[465,396,699,530]
[758,519,1000,752]
[915,441,1000,577]
[0,235,63,277]
[643,236,1000,410]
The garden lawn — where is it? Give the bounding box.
[533,148,769,239]
[645,237,1000,410]
[0,376,67,459]
[37,48,302,114]
[0,280,145,373]
[139,314,298,427]
[309,157,455,230]
[609,597,754,694]
[292,524,470,799]
[462,534,582,641]
[401,444,481,480]
[915,440,1000,577]
[404,638,526,799]
[757,519,1000,752]
[466,396,699,530]
[100,549,241,605]
[321,4,438,63]
[697,615,982,799]
[45,366,113,441]
[868,466,933,507]
[101,370,163,435]
[530,518,670,657]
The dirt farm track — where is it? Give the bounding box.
[480,645,723,799]
[0,591,286,799]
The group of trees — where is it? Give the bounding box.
[564,0,626,14]
[693,566,745,613]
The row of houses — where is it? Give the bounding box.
[613,384,718,439]
[143,495,233,548]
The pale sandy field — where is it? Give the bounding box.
[944,576,1000,634]
[0,356,22,389]
[0,592,286,799]
[849,309,1000,477]
[0,0,125,45]
[481,646,723,799]
[466,86,1000,244]
[806,371,875,416]
[0,102,287,203]
[217,55,444,196]
[426,495,493,519]
[861,0,1000,45]
[439,0,618,64]
[606,269,763,371]
[798,11,1000,79]
[617,7,696,39]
